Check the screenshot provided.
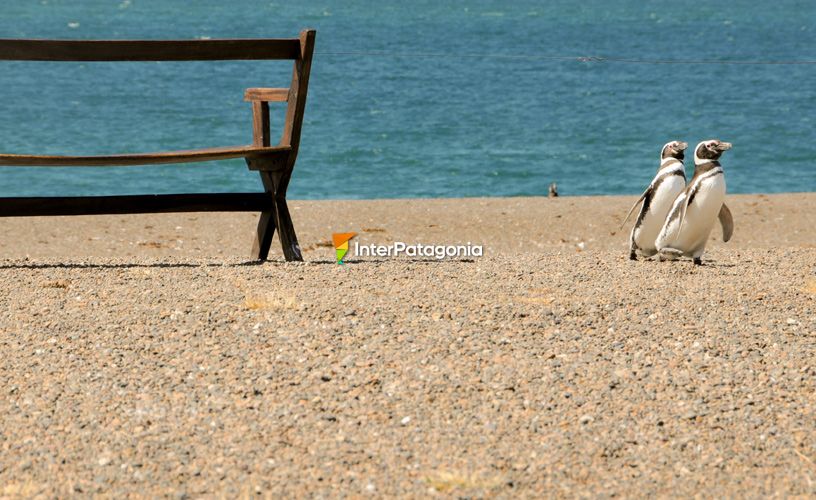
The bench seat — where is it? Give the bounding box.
[0,144,291,167]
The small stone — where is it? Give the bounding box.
[400,416,411,426]
[579,414,594,425]
[98,457,111,466]
[786,318,797,325]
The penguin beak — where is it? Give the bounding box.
[677,141,688,151]
[716,142,732,151]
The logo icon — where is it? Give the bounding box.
[332,232,357,264]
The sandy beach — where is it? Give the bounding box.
[1,193,815,497]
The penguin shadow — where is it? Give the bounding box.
[630,255,738,269]
[650,258,738,269]
[690,260,737,269]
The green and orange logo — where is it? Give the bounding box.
[332,232,356,264]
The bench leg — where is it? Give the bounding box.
[251,167,303,262]
[273,193,302,261]
[252,209,278,261]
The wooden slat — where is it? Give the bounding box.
[244,88,289,102]
[0,39,302,61]
[252,102,271,147]
[0,193,272,217]
[279,29,315,167]
[0,145,290,167]
[271,29,315,206]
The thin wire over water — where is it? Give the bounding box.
[317,51,816,65]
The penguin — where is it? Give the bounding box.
[621,140,688,260]
[655,139,734,265]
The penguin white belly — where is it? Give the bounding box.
[633,176,685,255]
[658,175,725,257]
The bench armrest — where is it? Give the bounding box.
[244,88,289,102]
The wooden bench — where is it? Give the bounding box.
[0,29,316,261]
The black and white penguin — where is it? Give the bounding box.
[655,139,734,265]
[621,140,688,260]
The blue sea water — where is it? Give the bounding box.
[0,0,814,198]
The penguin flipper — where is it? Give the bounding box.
[677,192,691,235]
[620,189,649,230]
[718,203,734,242]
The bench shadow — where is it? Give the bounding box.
[307,258,478,265]
[0,262,244,270]
[0,258,477,270]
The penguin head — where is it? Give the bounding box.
[661,140,688,161]
[694,139,732,165]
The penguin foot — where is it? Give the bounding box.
[658,248,683,261]
[629,251,637,261]
[693,257,702,266]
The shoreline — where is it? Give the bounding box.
[285,190,816,201]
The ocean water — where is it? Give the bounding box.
[0,0,814,198]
